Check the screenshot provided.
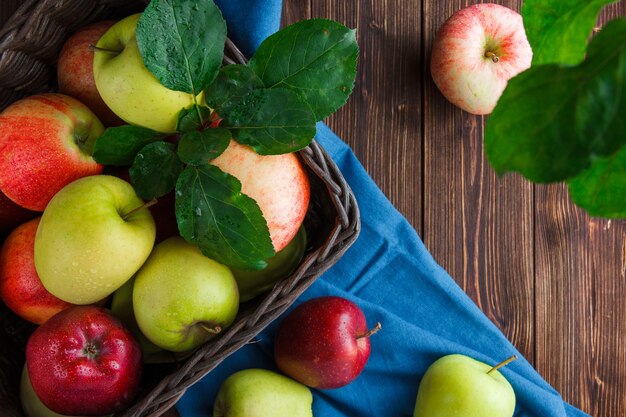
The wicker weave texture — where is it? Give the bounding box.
[0,1,361,416]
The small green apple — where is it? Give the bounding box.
[213,368,313,417]
[232,226,307,302]
[93,13,198,133]
[132,236,239,352]
[413,354,517,417]
[34,175,156,305]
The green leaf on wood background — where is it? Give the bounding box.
[522,0,617,65]
[136,0,227,94]
[130,141,184,199]
[249,18,358,121]
[485,18,626,183]
[177,128,232,165]
[93,125,164,166]
[175,164,274,270]
[225,88,317,155]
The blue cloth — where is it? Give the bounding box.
[177,2,589,416]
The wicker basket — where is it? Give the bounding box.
[0,1,361,416]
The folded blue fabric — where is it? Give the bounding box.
[177,1,588,416]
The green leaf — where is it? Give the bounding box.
[485,18,626,183]
[130,142,184,199]
[224,88,316,155]
[93,125,165,166]
[522,0,617,65]
[177,128,232,165]
[204,64,264,116]
[136,0,227,94]
[568,146,626,218]
[175,164,274,269]
[176,105,213,132]
[249,18,358,121]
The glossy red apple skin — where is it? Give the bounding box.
[0,217,75,324]
[211,140,310,252]
[0,93,104,211]
[26,306,142,416]
[57,20,124,127]
[0,189,37,237]
[274,296,373,389]
[430,3,532,115]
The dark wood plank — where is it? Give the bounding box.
[422,0,535,361]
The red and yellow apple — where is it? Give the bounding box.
[0,217,75,324]
[211,140,310,252]
[57,20,124,127]
[430,3,532,115]
[0,93,104,211]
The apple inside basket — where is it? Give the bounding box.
[0,1,361,416]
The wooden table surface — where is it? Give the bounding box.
[176,1,625,416]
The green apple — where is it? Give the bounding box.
[34,175,156,305]
[232,226,307,302]
[413,354,517,417]
[214,369,313,417]
[132,236,239,352]
[93,13,198,133]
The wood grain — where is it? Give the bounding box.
[167,1,626,416]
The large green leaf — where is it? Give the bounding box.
[248,19,358,121]
[568,145,626,218]
[136,0,226,94]
[485,18,626,183]
[522,0,617,65]
[130,142,184,199]
[225,88,317,155]
[93,125,165,166]
[175,164,274,270]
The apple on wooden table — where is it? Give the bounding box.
[0,93,105,211]
[34,175,156,305]
[413,354,517,417]
[430,3,532,115]
[57,20,124,127]
[213,368,313,417]
[0,217,76,324]
[25,306,142,416]
[274,296,381,389]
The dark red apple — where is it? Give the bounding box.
[26,306,142,415]
[274,296,381,389]
[0,217,75,324]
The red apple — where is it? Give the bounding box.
[430,3,532,115]
[274,296,381,389]
[0,93,105,211]
[0,189,37,237]
[57,20,124,127]
[0,217,75,324]
[211,140,310,252]
[26,306,142,416]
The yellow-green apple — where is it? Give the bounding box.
[25,306,142,416]
[57,20,124,127]
[0,93,105,211]
[413,354,517,417]
[430,3,532,115]
[93,13,199,133]
[34,175,156,304]
[214,369,313,417]
[0,189,37,238]
[132,236,239,352]
[274,296,381,389]
[211,140,310,252]
[232,226,307,302]
[0,218,75,324]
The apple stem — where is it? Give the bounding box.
[487,355,518,375]
[122,198,158,221]
[88,44,122,55]
[357,322,382,340]
[199,324,222,335]
[484,50,500,63]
